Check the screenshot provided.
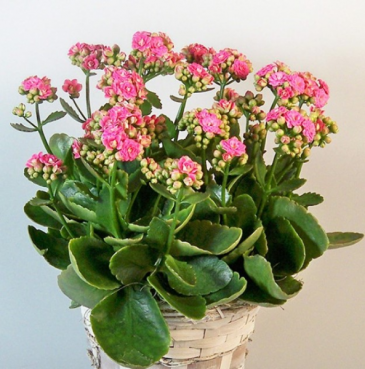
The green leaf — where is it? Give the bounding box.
[146,217,170,251]
[28,226,70,269]
[190,197,220,223]
[60,180,97,210]
[177,220,242,255]
[170,239,212,257]
[69,237,120,290]
[60,98,84,123]
[109,245,157,285]
[276,276,303,297]
[59,192,98,223]
[116,170,128,199]
[253,150,267,187]
[49,134,74,161]
[24,202,62,229]
[148,274,206,320]
[58,265,113,309]
[161,136,198,161]
[139,100,152,116]
[170,95,185,103]
[164,255,196,290]
[229,164,252,177]
[222,227,263,264]
[167,255,233,296]
[10,123,37,132]
[226,194,257,238]
[146,89,162,109]
[181,191,210,205]
[244,255,291,301]
[265,217,306,275]
[291,192,324,207]
[104,235,144,250]
[267,196,329,266]
[162,114,175,139]
[327,232,364,249]
[272,178,306,193]
[205,272,247,308]
[90,286,170,368]
[60,222,89,239]
[206,183,230,206]
[150,183,176,201]
[42,111,67,125]
[162,205,196,234]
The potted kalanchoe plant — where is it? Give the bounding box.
[12,31,363,369]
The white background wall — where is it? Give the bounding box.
[1,1,364,368]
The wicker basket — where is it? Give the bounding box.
[81,301,259,369]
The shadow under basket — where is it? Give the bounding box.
[81,302,260,369]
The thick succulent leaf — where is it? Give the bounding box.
[327,232,364,249]
[60,97,84,123]
[253,150,267,187]
[10,122,37,132]
[181,191,210,205]
[164,255,196,290]
[272,178,306,193]
[222,227,263,264]
[162,204,196,233]
[58,265,113,309]
[226,194,257,238]
[244,255,290,300]
[150,183,176,201]
[177,220,242,255]
[148,274,206,320]
[276,276,303,297]
[42,111,67,125]
[90,286,170,368]
[146,217,170,252]
[265,217,306,275]
[167,255,233,296]
[115,170,128,199]
[267,196,329,266]
[139,100,152,116]
[109,245,157,285]
[59,193,98,223]
[28,226,70,269]
[104,235,144,250]
[24,202,62,229]
[291,192,324,207]
[146,89,162,109]
[161,136,199,161]
[69,237,120,290]
[254,219,268,256]
[60,180,98,210]
[206,183,230,206]
[205,272,247,308]
[190,197,220,223]
[240,280,286,307]
[60,222,89,239]
[229,164,253,177]
[170,239,212,257]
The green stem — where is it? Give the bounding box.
[71,98,87,120]
[219,82,226,100]
[201,148,209,185]
[261,93,280,152]
[85,72,92,118]
[126,184,142,223]
[110,161,122,238]
[48,184,74,238]
[173,95,188,140]
[152,194,162,217]
[166,189,183,253]
[35,103,53,154]
[221,163,230,207]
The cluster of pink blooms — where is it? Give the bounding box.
[127,31,182,77]
[97,66,147,106]
[254,62,329,108]
[178,107,230,149]
[26,152,65,183]
[19,76,57,104]
[62,79,82,99]
[68,43,106,71]
[212,98,243,125]
[181,43,214,65]
[266,106,317,157]
[212,137,248,171]
[141,156,204,194]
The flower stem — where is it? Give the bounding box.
[201,148,209,185]
[261,93,279,152]
[166,189,183,253]
[85,72,92,118]
[173,95,188,140]
[110,161,122,238]
[221,163,230,207]
[35,103,53,154]
[71,98,87,121]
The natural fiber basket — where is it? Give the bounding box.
[81,301,259,369]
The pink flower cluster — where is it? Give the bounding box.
[68,43,106,71]
[19,76,57,103]
[62,79,82,99]
[255,62,329,108]
[26,152,64,183]
[98,66,147,105]
[181,43,214,65]
[141,156,204,194]
[213,137,248,170]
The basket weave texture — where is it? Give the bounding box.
[82,302,259,369]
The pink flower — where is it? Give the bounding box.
[132,31,152,52]
[266,106,288,121]
[187,63,213,84]
[62,79,82,98]
[196,109,223,135]
[277,86,295,99]
[26,152,44,171]
[182,43,211,64]
[256,63,276,77]
[82,54,100,70]
[177,156,199,182]
[231,59,250,80]
[102,126,126,150]
[284,110,305,128]
[221,137,246,158]
[212,50,230,64]
[268,72,288,87]
[150,36,168,57]
[289,73,305,94]
[21,76,54,101]
[314,88,329,108]
[26,152,64,179]
[302,119,316,142]
[116,138,142,162]
[72,140,82,159]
